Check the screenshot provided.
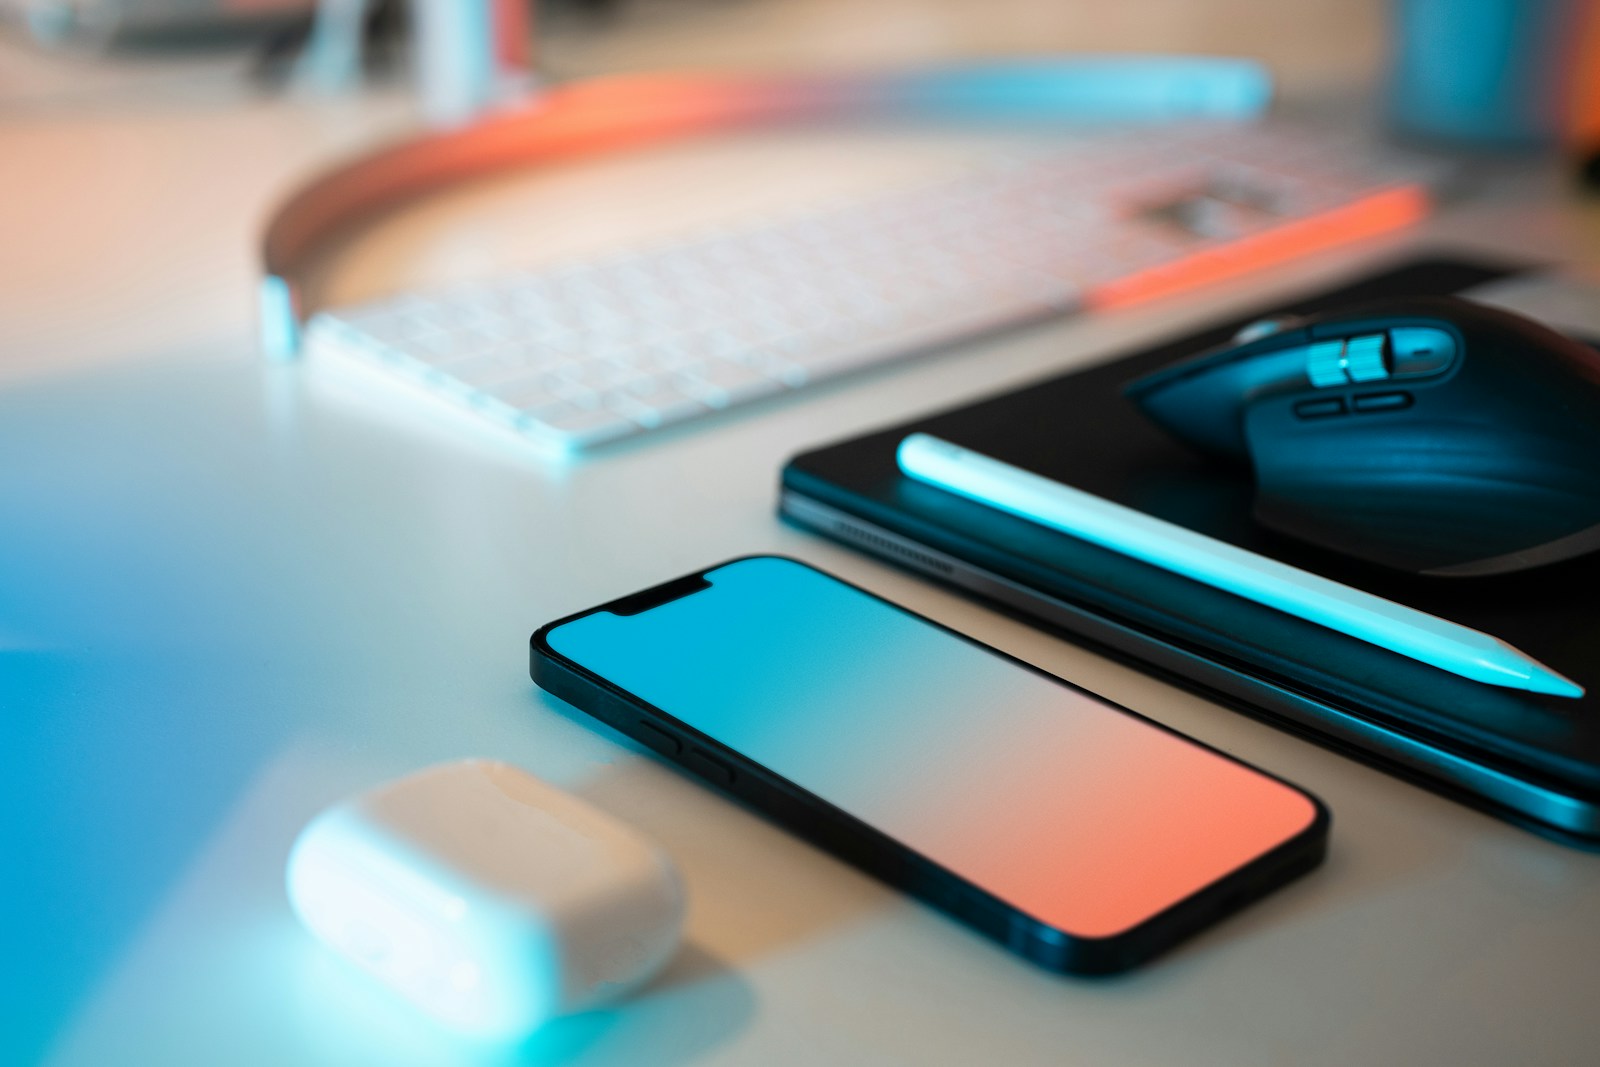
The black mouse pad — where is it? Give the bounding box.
[780,255,1600,843]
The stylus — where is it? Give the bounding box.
[896,434,1584,698]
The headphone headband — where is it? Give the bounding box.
[259,58,1274,357]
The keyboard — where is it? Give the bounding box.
[305,122,1433,454]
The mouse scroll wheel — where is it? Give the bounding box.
[1305,334,1390,387]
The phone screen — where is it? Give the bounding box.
[544,557,1318,939]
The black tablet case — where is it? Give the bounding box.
[780,257,1600,841]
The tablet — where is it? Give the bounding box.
[779,256,1600,847]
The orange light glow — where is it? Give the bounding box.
[262,74,822,275]
[1570,2,1600,146]
[1087,184,1431,312]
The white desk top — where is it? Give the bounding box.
[6,38,1600,1067]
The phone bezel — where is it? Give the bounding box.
[529,554,1330,975]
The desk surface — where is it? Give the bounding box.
[6,36,1600,1067]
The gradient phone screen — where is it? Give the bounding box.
[546,557,1318,938]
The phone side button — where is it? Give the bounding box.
[685,747,737,787]
[634,721,682,757]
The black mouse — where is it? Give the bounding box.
[1125,295,1600,576]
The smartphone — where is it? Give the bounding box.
[530,556,1328,974]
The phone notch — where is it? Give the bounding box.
[606,573,711,616]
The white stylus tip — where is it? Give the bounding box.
[1519,665,1586,699]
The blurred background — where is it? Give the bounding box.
[0,0,1402,387]
[10,0,1593,383]
[4,3,1600,1067]
[2,0,1391,99]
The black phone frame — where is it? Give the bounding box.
[530,554,1330,976]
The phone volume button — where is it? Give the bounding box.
[685,747,737,787]
[634,721,682,757]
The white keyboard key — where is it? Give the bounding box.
[488,376,567,411]
[676,362,783,408]
[441,354,536,391]
[737,349,811,388]
[604,382,707,428]
[555,359,636,392]
[546,378,602,408]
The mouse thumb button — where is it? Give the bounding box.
[1233,316,1304,344]
[1389,327,1457,377]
